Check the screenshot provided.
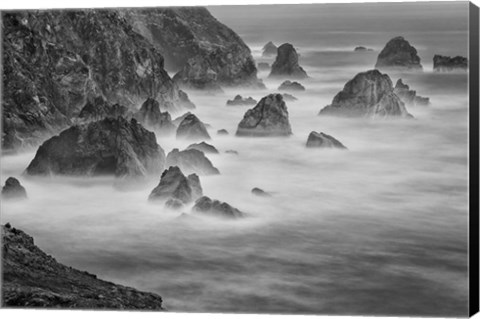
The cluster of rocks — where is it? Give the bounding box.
[433,55,468,72]
[269,43,308,79]
[226,95,257,106]
[134,98,176,134]
[393,79,430,106]
[375,36,423,71]
[191,196,245,219]
[278,81,305,91]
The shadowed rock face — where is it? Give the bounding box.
[226,95,257,106]
[187,142,219,154]
[192,196,244,219]
[278,80,305,91]
[319,70,412,119]
[269,43,308,79]
[26,117,165,178]
[149,166,202,204]
[236,94,293,137]
[166,148,219,176]
[433,55,468,72]
[262,41,277,57]
[1,224,164,309]
[77,96,131,123]
[306,131,347,149]
[394,79,430,106]
[134,98,176,134]
[176,114,211,141]
[2,177,27,199]
[375,36,422,71]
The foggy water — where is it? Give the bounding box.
[1,2,470,316]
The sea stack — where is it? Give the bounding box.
[176,114,211,141]
[262,41,278,57]
[2,177,27,199]
[149,166,203,205]
[375,36,423,71]
[269,43,308,79]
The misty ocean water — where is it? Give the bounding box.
[1,2,470,316]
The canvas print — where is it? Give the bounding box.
[0,1,478,316]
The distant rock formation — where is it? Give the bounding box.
[262,41,278,57]
[217,129,229,135]
[226,95,257,106]
[2,224,164,309]
[251,187,272,197]
[187,142,219,154]
[354,46,373,52]
[375,36,422,71]
[236,94,293,137]
[433,55,468,72]
[393,79,430,106]
[257,62,270,71]
[166,148,219,176]
[176,114,211,140]
[192,196,245,219]
[278,80,306,91]
[77,96,131,123]
[2,177,27,200]
[149,166,202,205]
[269,43,308,79]
[26,117,165,178]
[134,98,176,134]
[281,93,298,101]
[306,131,347,149]
[225,150,239,155]
[319,70,412,118]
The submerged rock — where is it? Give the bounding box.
[433,55,468,72]
[319,69,412,118]
[278,80,305,91]
[375,36,422,71]
[226,95,257,106]
[354,46,374,52]
[306,131,347,149]
[236,94,292,137]
[257,62,270,70]
[2,177,27,200]
[251,187,272,197]
[166,148,219,176]
[262,41,278,57]
[394,79,430,106]
[187,142,219,154]
[269,43,308,79]
[149,166,202,204]
[26,117,165,178]
[191,196,245,219]
[134,98,176,134]
[176,114,211,140]
[78,96,131,123]
[217,129,229,135]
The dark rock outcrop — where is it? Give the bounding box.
[257,62,270,70]
[433,55,468,72]
[393,79,430,106]
[1,177,27,200]
[269,43,308,79]
[306,131,347,149]
[262,41,277,57]
[166,148,219,176]
[149,166,202,204]
[134,98,176,134]
[236,94,292,137]
[77,96,131,123]
[354,46,373,52]
[176,114,211,140]
[187,142,219,154]
[226,95,257,106]
[281,93,298,101]
[26,117,165,178]
[2,224,164,309]
[251,187,272,197]
[319,70,412,118]
[191,196,244,219]
[278,80,305,91]
[217,129,229,135]
[375,36,422,71]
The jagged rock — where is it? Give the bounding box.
[176,114,211,140]
[26,117,165,178]
[306,131,347,149]
[354,46,373,52]
[166,149,219,176]
[191,196,245,219]
[278,81,305,91]
[269,43,308,79]
[2,177,27,200]
[226,95,257,106]
[281,93,298,101]
[217,129,229,135]
[134,98,176,134]
[394,79,430,106]
[251,188,272,197]
[433,55,468,72]
[187,142,219,154]
[2,224,164,309]
[257,62,270,70]
[77,96,131,123]
[236,94,292,137]
[319,70,412,118]
[375,36,422,70]
[149,166,202,204]
[262,41,277,57]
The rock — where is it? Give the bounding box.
[149,166,202,204]
[354,46,373,52]
[2,177,27,199]
[26,117,165,178]
[172,112,192,126]
[375,36,422,70]
[281,93,298,101]
[134,98,176,134]
[278,80,305,91]
[319,69,412,118]
[262,41,277,57]
[394,79,430,106]
[269,43,308,79]
[178,90,196,110]
[186,142,219,154]
[225,150,239,155]
[236,94,293,137]
[166,148,219,176]
[176,114,211,141]
[257,62,270,70]
[433,55,468,72]
[251,187,271,197]
[191,196,244,219]
[2,224,164,309]
[77,96,131,123]
[306,131,347,149]
[226,95,257,106]
[217,129,229,135]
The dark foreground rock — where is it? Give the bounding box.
[251,188,272,197]
[176,114,211,140]
[319,70,412,118]
[393,79,430,106]
[187,142,219,154]
[278,81,305,91]
[269,43,308,79]
[306,131,347,149]
[375,36,422,71]
[134,98,176,134]
[26,117,165,178]
[1,224,164,309]
[2,177,27,200]
[433,55,468,72]
[192,196,245,219]
[78,97,131,123]
[262,41,278,57]
[226,95,257,106]
[236,94,292,137]
[149,166,202,204]
[166,149,219,176]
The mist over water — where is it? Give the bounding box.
[1,2,469,316]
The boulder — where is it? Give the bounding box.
[77,96,131,123]
[26,117,165,178]
[187,142,219,154]
[236,94,293,137]
[433,55,468,72]
[269,43,308,79]
[393,79,430,106]
[257,62,270,71]
[191,196,245,219]
[149,166,202,204]
[2,177,27,199]
[176,114,211,140]
[262,41,278,57]
[134,98,176,134]
[251,187,272,197]
[166,148,219,176]
[306,131,347,149]
[217,129,229,135]
[375,36,422,71]
[226,95,257,106]
[278,81,305,91]
[281,93,298,101]
[319,69,412,118]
